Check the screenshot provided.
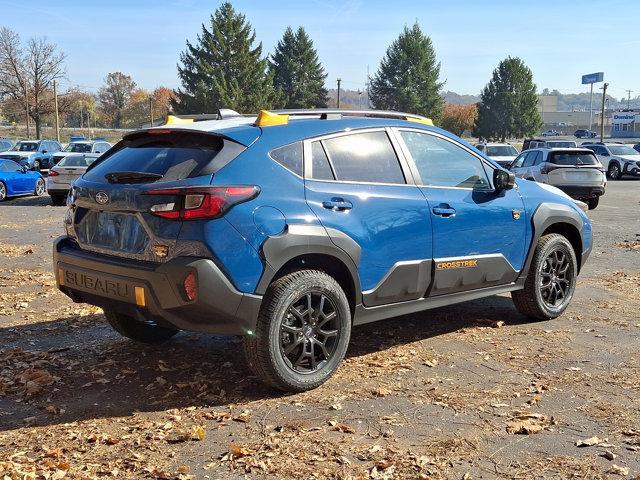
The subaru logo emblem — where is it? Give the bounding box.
[95,191,109,205]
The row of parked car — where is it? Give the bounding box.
[476,139,640,210]
[0,138,112,203]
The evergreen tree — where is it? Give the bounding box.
[370,23,444,121]
[270,26,328,108]
[173,3,277,114]
[474,57,541,141]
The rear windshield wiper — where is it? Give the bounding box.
[105,171,164,184]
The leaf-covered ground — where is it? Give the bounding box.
[1,180,639,479]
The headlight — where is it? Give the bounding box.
[573,199,588,213]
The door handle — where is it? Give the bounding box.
[322,198,353,211]
[432,205,456,217]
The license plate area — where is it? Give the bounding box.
[59,265,145,306]
[75,210,150,254]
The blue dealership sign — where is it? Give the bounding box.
[582,72,604,84]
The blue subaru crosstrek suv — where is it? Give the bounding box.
[53,109,592,392]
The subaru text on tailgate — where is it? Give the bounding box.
[54,109,593,392]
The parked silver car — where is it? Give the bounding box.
[50,140,112,167]
[46,154,97,205]
[509,148,606,209]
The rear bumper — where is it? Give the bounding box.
[555,185,605,199]
[53,236,262,335]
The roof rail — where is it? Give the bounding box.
[165,109,246,124]
[255,109,434,127]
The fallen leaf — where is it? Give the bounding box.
[576,436,603,447]
[608,464,629,476]
[332,423,355,434]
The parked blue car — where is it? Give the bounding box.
[53,109,592,392]
[0,139,62,171]
[0,159,46,201]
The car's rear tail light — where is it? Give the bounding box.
[48,170,59,177]
[144,185,259,220]
[183,271,197,301]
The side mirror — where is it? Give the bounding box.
[493,169,515,192]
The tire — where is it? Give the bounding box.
[607,162,621,180]
[0,181,6,202]
[587,197,599,210]
[104,309,179,344]
[243,270,351,392]
[34,178,45,196]
[512,233,577,321]
[32,159,41,171]
[50,194,67,206]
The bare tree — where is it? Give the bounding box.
[0,27,66,138]
[97,72,136,129]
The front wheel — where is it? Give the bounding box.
[34,178,45,196]
[587,197,599,210]
[243,270,351,392]
[104,309,179,344]
[512,233,577,320]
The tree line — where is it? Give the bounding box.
[0,2,541,140]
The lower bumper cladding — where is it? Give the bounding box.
[53,236,262,335]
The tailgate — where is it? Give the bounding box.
[548,167,603,186]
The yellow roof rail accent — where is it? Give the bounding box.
[165,115,194,125]
[255,110,289,127]
[406,116,434,126]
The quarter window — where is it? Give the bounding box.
[270,142,303,176]
[400,131,490,188]
[322,131,405,184]
[310,141,335,180]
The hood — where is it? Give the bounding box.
[617,155,640,163]
[0,151,32,158]
[489,155,517,161]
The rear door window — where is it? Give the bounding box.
[522,152,538,167]
[309,141,335,180]
[84,131,245,184]
[322,131,405,184]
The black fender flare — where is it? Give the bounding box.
[518,202,584,281]
[255,224,362,304]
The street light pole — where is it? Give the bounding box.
[53,80,60,143]
[599,83,609,143]
[336,78,342,108]
[588,83,594,132]
[626,89,633,109]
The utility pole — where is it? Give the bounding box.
[626,89,633,109]
[336,78,342,108]
[366,65,371,109]
[53,80,60,142]
[588,82,594,132]
[25,95,30,139]
[600,83,609,143]
[149,96,154,126]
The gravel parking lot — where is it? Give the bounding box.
[1,179,639,479]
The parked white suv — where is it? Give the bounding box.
[475,143,519,167]
[509,148,606,209]
[582,143,640,180]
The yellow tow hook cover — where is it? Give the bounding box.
[406,116,434,126]
[255,110,289,127]
[165,115,194,125]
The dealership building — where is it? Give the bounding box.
[611,111,640,138]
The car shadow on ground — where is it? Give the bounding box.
[0,195,58,207]
[0,295,531,432]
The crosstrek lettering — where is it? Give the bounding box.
[64,271,130,298]
[436,259,479,269]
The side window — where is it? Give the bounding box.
[598,146,609,156]
[309,141,335,180]
[99,143,111,153]
[322,131,405,184]
[399,130,490,188]
[511,153,527,169]
[522,151,537,167]
[532,152,544,165]
[270,142,303,176]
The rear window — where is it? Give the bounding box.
[486,145,518,156]
[548,151,598,166]
[58,156,93,167]
[84,132,245,183]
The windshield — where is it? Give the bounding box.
[12,142,38,152]
[486,145,518,157]
[549,151,598,166]
[609,145,639,156]
[84,131,245,184]
[64,143,92,153]
[547,141,577,148]
[58,155,94,167]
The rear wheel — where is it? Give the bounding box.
[34,178,45,196]
[104,309,179,344]
[512,234,577,320]
[243,270,351,392]
[50,194,67,206]
[608,162,621,180]
[0,182,6,201]
[587,197,599,210]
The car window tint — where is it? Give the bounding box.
[270,142,303,176]
[322,131,405,184]
[310,141,335,180]
[522,151,537,167]
[400,131,490,188]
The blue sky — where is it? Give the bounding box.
[1,0,636,100]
